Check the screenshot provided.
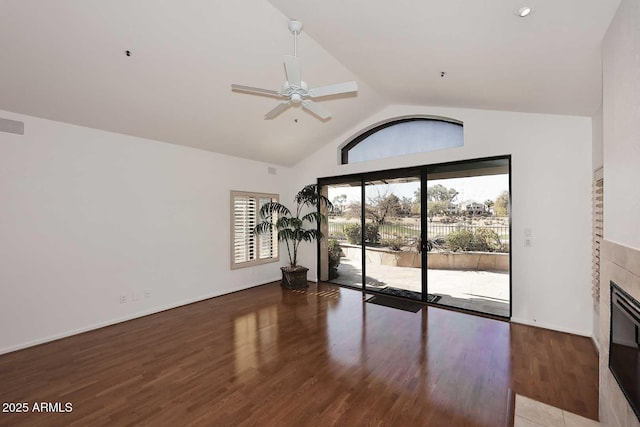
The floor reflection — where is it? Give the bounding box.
[234,283,512,425]
[320,283,512,425]
[234,305,278,379]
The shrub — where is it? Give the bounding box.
[381,236,404,251]
[473,227,503,252]
[343,223,380,244]
[446,227,506,252]
[445,229,474,252]
[343,223,361,244]
[364,224,380,244]
[327,239,343,279]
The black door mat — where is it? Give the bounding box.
[376,287,441,304]
[366,295,425,313]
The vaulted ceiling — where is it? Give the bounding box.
[0,0,620,165]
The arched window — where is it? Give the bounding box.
[341,117,463,164]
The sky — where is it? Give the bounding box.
[328,174,508,205]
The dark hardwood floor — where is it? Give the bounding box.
[0,282,598,426]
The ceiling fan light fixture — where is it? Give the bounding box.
[517,6,532,17]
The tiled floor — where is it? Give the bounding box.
[514,394,599,427]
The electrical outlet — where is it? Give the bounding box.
[144,289,151,299]
[119,295,127,304]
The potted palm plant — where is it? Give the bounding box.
[254,184,332,289]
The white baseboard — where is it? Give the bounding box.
[0,278,279,355]
[510,317,591,337]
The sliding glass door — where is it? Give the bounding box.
[319,156,511,318]
[425,158,511,317]
[320,179,363,288]
[364,174,422,301]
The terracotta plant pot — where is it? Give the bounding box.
[280,266,309,289]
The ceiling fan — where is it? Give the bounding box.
[231,20,358,120]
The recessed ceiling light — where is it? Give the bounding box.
[517,7,532,17]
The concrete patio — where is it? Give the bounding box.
[330,254,510,317]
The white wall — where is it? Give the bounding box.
[603,0,640,251]
[592,106,604,172]
[0,110,290,354]
[291,105,594,336]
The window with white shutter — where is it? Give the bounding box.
[231,191,279,269]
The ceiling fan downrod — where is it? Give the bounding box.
[288,20,302,58]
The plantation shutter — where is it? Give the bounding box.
[592,169,603,307]
[233,195,257,264]
[231,191,279,269]
[258,197,278,259]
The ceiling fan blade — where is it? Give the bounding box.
[231,84,283,98]
[308,81,358,98]
[283,55,301,87]
[265,102,292,119]
[301,100,331,120]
